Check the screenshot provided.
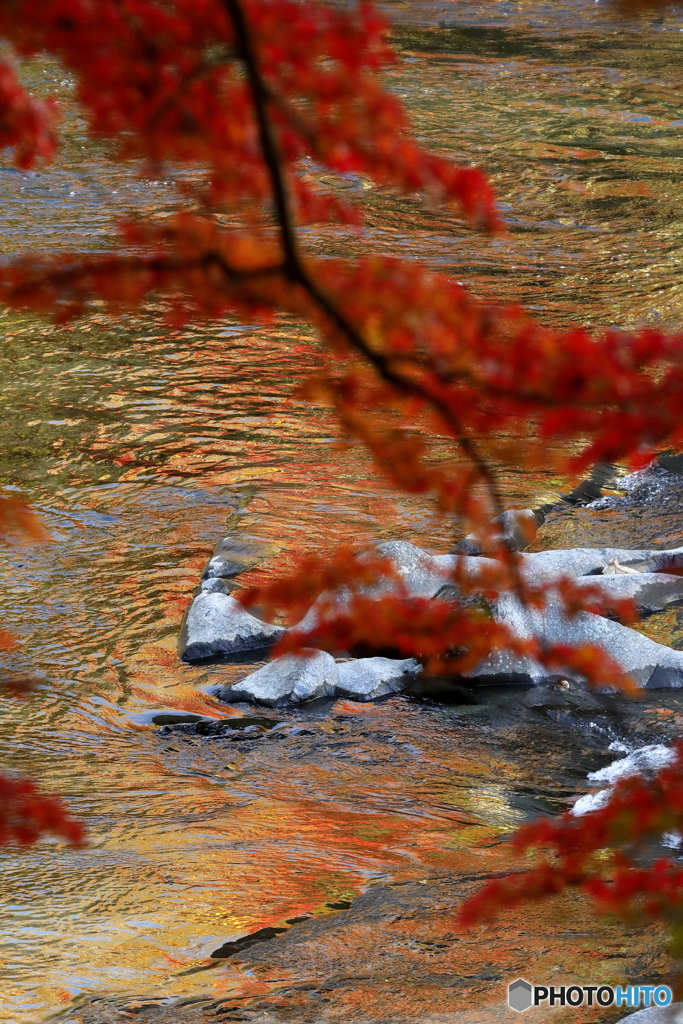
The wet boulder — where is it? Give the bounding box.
[375,541,453,598]
[336,657,421,701]
[197,577,235,594]
[572,572,683,616]
[477,595,683,689]
[520,544,683,583]
[220,649,338,706]
[201,537,278,580]
[376,541,495,599]
[179,591,284,662]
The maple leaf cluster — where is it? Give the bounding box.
[242,547,640,689]
[0,57,56,169]
[1,0,680,488]
[459,742,683,984]
[0,496,84,847]
[0,773,84,847]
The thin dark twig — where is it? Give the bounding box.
[222,0,512,537]
[223,0,300,275]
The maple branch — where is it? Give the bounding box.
[223,0,513,551]
[223,0,300,275]
[2,253,286,303]
[438,365,668,413]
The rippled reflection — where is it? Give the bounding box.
[2,2,683,1020]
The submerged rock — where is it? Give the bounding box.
[179,591,284,662]
[456,508,541,555]
[336,657,421,700]
[160,717,276,739]
[220,649,338,706]
[201,536,278,580]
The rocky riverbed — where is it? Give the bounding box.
[53,678,683,1024]
[177,461,683,706]
[47,465,683,1024]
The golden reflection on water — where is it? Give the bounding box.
[2,2,683,1020]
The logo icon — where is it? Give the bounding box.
[508,979,533,1013]
[505,980,673,1012]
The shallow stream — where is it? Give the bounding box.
[3,2,683,1021]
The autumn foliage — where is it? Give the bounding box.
[0,498,83,847]
[0,772,83,847]
[459,742,683,969]
[1,0,683,965]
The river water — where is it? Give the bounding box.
[3,2,683,1021]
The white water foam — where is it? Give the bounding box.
[572,745,677,835]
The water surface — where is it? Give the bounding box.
[2,2,683,1020]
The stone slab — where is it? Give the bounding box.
[179,591,284,662]
[221,649,338,706]
[336,657,421,701]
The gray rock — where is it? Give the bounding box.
[220,649,338,706]
[375,541,451,598]
[646,649,683,688]
[290,545,486,636]
[379,539,683,591]
[456,508,541,555]
[187,532,683,693]
[291,543,683,690]
[179,591,284,662]
[336,657,421,701]
[291,589,349,636]
[292,544,503,629]
[379,540,683,598]
[377,541,493,599]
[521,545,683,584]
[542,606,683,690]
[201,537,277,580]
[473,594,683,689]
[198,577,234,594]
[572,572,683,616]
[459,647,551,686]
[615,1004,683,1024]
